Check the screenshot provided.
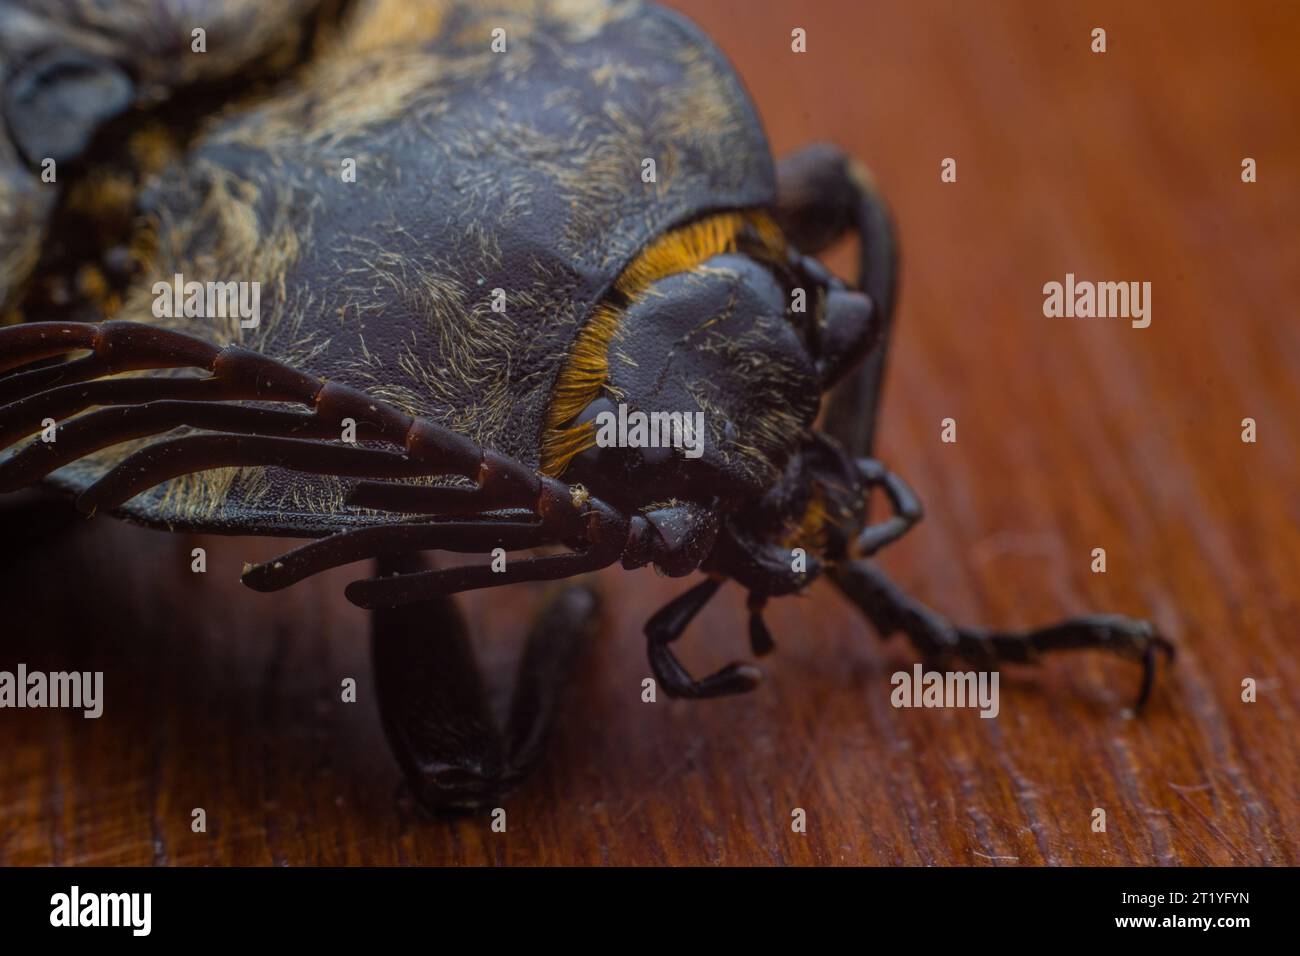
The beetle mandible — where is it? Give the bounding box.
[0,0,1171,813]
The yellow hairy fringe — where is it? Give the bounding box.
[344,0,450,54]
[613,210,768,296]
[782,491,832,552]
[539,300,621,472]
[539,211,784,476]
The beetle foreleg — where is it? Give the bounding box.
[645,577,762,699]
[852,457,923,557]
[832,559,1174,710]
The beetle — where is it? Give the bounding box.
[0,0,1171,813]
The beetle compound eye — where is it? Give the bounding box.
[4,50,134,167]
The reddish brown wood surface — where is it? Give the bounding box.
[1,0,1297,865]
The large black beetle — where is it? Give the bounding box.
[0,0,1170,812]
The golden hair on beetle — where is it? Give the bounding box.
[540,210,784,475]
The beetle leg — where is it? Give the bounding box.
[244,474,633,607]
[73,432,440,513]
[0,320,315,399]
[242,519,547,591]
[775,144,898,460]
[504,585,603,776]
[373,560,508,814]
[254,494,629,607]
[371,551,599,814]
[0,321,570,514]
[832,559,1175,710]
[852,457,923,557]
[346,538,622,608]
[0,324,462,503]
[645,577,763,699]
[0,377,247,445]
[0,320,641,606]
[0,402,338,490]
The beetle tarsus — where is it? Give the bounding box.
[853,457,924,557]
[832,559,1173,709]
[646,577,763,698]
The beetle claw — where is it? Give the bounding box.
[1135,631,1175,712]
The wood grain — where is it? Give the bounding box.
[1,0,1296,866]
